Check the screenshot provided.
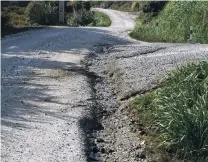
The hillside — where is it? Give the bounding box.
[1,1,111,37]
[94,1,208,44]
[130,1,208,43]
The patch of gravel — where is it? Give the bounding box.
[106,44,208,100]
[85,43,208,162]
[85,49,147,162]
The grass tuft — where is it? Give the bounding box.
[131,61,208,161]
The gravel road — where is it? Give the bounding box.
[1,8,208,162]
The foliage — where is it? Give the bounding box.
[26,1,58,25]
[66,9,94,26]
[132,61,208,161]
[66,10,111,27]
[130,1,208,43]
[1,5,29,37]
[143,1,168,13]
[66,1,91,13]
[8,12,28,27]
[1,5,28,27]
[90,11,111,27]
[65,1,95,26]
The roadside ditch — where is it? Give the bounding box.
[80,45,147,162]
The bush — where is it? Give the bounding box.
[1,6,27,28]
[26,1,58,25]
[90,11,111,27]
[132,61,208,161]
[76,9,94,26]
[66,10,111,27]
[66,9,93,26]
[8,12,28,27]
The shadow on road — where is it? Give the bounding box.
[1,27,133,160]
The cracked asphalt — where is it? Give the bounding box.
[1,8,208,162]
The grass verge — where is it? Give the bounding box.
[130,61,208,162]
[130,1,208,43]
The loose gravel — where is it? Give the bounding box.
[87,42,208,162]
[1,8,208,162]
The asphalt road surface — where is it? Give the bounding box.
[1,8,208,162]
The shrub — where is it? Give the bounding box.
[26,1,58,25]
[8,12,28,27]
[132,61,208,161]
[76,9,94,26]
[66,9,93,26]
[90,11,111,27]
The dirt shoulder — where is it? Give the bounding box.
[86,43,208,161]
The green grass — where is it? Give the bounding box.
[89,11,111,27]
[131,61,208,161]
[130,1,208,43]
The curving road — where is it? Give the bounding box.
[1,8,208,162]
[1,8,135,162]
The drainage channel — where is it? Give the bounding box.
[81,45,147,162]
[77,47,118,162]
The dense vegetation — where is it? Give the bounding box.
[93,1,208,43]
[131,61,208,161]
[1,2,29,36]
[1,1,59,36]
[65,2,111,27]
[26,1,59,25]
[1,1,111,36]
[130,1,208,43]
